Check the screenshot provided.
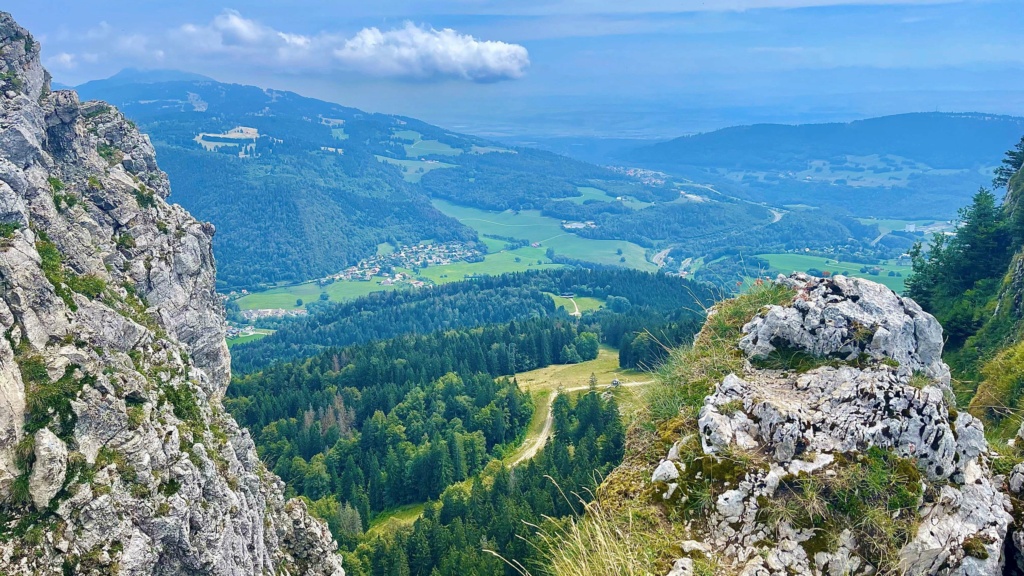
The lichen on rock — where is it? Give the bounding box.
[0,12,343,575]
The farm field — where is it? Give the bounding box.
[433,199,656,270]
[855,217,952,234]
[547,293,604,315]
[233,278,404,310]
[375,155,456,183]
[757,253,913,292]
[233,248,561,310]
[234,200,656,311]
[556,186,616,204]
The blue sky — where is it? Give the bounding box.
[8,1,1024,138]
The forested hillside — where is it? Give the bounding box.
[230,269,715,373]
[226,318,602,535]
[76,75,663,289]
[345,391,624,576]
[907,136,1024,440]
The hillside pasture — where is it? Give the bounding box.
[433,199,656,271]
[757,253,912,292]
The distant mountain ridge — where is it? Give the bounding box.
[621,112,1024,218]
[626,112,1024,169]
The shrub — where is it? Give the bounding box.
[86,176,102,190]
[162,383,202,424]
[96,143,123,166]
[134,186,155,209]
[116,233,136,250]
[0,222,20,240]
[66,274,106,299]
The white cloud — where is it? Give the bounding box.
[169,11,528,82]
[46,52,77,69]
[334,23,529,81]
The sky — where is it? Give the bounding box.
[7,0,1024,139]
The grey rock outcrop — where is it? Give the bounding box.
[0,13,343,575]
[657,275,1013,576]
[740,273,951,390]
[27,428,66,509]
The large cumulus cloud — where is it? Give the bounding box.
[171,11,528,82]
[334,23,529,82]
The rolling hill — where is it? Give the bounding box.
[622,113,1024,218]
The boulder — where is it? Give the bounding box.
[28,428,66,509]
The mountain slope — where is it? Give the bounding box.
[0,14,342,574]
[623,113,1024,218]
[75,78,481,290]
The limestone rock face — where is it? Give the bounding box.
[739,273,951,390]
[657,274,1013,576]
[0,13,343,575]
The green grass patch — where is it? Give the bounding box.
[556,186,616,204]
[367,503,425,537]
[375,156,456,183]
[757,253,912,292]
[548,293,604,315]
[404,139,462,158]
[434,199,656,271]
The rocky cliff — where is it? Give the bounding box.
[646,275,1017,575]
[0,13,343,575]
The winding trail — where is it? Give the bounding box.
[510,379,652,467]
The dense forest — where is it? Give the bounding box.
[341,390,625,576]
[230,268,715,373]
[226,316,603,526]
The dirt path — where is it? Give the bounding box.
[510,380,652,466]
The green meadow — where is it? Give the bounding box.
[757,253,913,292]
[375,156,457,183]
[432,199,656,271]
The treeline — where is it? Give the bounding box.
[230,284,559,373]
[232,268,716,373]
[341,390,625,576]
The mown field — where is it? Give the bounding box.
[375,156,456,183]
[433,199,656,271]
[757,253,913,292]
[233,280,404,310]
[547,293,604,315]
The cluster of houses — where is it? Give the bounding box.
[609,166,667,186]
[562,221,597,230]
[240,308,308,321]
[324,242,483,283]
[226,325,258,339]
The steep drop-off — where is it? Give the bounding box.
[0,13,342,575]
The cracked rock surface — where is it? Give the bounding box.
[656,274,1013,576]
[0,13,343,575]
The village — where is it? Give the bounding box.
[324,241,484,284]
